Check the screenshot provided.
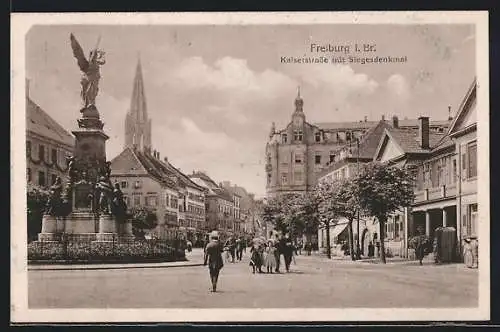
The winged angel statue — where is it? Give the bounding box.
[70,33,106,109]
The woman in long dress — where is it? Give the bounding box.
[265,241,277,273]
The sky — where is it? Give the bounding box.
[25,24,475,198]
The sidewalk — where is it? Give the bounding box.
[28,248,206,271]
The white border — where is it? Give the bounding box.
[11,11,490,323]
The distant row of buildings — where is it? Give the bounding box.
[26,60,259,243]
[265,80,478,260]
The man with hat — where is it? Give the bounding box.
[204,231,224,292]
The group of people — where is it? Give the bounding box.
[223,237,246,263]
[202,231,298,292]
[249,233,295,274]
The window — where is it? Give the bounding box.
[294,154,302,164]
[468,204,478,236]
[165,194,170,207]
[267,173,271,185]
[145,196,158,207]
[124,196,130,207]
[467,142,477,178]
[171,197,179,209]
[315,155,321,165]
[51,149,57,164]
[282,134,287,144]
[38,171,46,186]
[26,141,31,157]
[346,131,352,141]
[134,180,142,189]
[329,154,335,164]
[315,132,321,142]
[27,168,31,182]
[133,196,141,206]
[121,181,128,188]
[51,174,57,185]
[281,173,288,185]
[38,144,45,161]
[293,130,303,142]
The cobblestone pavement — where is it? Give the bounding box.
[28,251,478,308]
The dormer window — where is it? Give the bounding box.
[293,130,303,142]
[282,134,287,144]
[315,132,321,142]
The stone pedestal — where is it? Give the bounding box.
[38,215,61,242]
[95,214,117,242]
[66,211,96,234]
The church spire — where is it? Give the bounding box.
[130,57,147,122]
[294,86,304,113]
[125,57,152,151]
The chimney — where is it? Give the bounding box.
[381,115,385,121]
[163,157,168,163]
[364,116,367,122]
[392,115,399,128]
[448,106,453,121]
[418,116,430,149]
[157,151,160,159]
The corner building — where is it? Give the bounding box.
[265,90,449,197]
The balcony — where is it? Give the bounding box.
[414,183,457,204]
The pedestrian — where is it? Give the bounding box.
[249,243,263,273]
[265,240,277,273]
[236,238,243,261]
[283,233,294,272]
[274,235,282,273]
[203,231,224,292]
[187,240,192,253]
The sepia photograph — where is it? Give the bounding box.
[11,11,489,323]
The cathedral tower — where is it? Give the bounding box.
[125,58,152,151]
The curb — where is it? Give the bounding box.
[28,262,204,271]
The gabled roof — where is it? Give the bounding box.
[373,127,445,162]
[110,147,205,191]
[26,97,74,147]
[354,120,393,159]
[189,172,234,202]
[447,78,477,136]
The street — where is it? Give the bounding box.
[28,249,478,308]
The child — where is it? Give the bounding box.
[265,241,277,273]
[249,244,263,273]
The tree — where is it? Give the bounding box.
[27,184,49,242]
[316,179,360,261]
[313,183,336,259]
[127,207,158,237]
[353,162,415,263]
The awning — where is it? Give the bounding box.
[331,223,349,238]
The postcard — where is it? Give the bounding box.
[11,11,489,323]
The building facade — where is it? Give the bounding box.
[189,172,241,239]
[26,81,74,188]
[317,116,450,258]
[265,90,450,198]
[411,79,477,258]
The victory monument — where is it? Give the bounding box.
[37,34,133,243]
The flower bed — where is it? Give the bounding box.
[28,239,185,263]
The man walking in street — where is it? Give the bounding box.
[274,235,282,273]
[204,231,224,292]
[283,233,295,272]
